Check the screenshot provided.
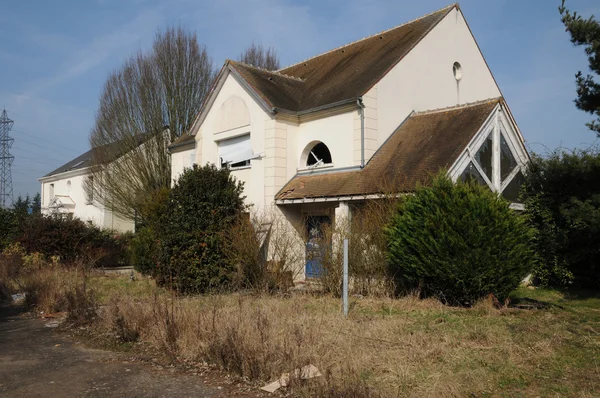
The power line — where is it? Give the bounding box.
[11,133,82,156]
[12,128,85,154]
[11,146,75,164]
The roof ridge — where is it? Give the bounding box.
[229,60,305,82]
[413,97,502,115]
[278,3,457,72]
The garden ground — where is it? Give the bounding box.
[0,303,256,397]
[5,269,600,397]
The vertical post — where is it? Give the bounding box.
[343,238,349,317]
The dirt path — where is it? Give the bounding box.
[0,305,244,397]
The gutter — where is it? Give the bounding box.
[273,97,359,116]
[167,138,196,153]
[357,97,366,168]
[38,166,92,183]
[275,192,409,205]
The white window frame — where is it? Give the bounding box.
[449,105,527,201]
[217,133,254,170]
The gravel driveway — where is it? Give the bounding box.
[0,304,247,397]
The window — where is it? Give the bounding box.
[500,134,517,182]
[49,183,54,200]
[458,116,525,203]
[306,142,332,167]
[453,62,463,81]
[218,134,252,169]
[474,133,493,182]
[66,180,72,194]
[189,151,196,168]
[502,171,525,202]
[460,162,486,186]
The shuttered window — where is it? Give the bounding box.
[218,134,252,168]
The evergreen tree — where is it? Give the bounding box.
[559,0,600,135]
[12,195,30,219]
[31,193,41,214]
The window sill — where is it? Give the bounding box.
[297,163,335,173]
[229,165,251,171]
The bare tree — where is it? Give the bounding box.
[239,42,280,70]
[86,26,216,220]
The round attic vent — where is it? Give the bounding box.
[453,62,463,81]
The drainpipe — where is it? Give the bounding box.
[357,97,366,168]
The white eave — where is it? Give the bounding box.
[38,166,90,183]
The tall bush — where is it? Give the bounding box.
[130,188,170,275]
[522,149,600,288]
[155,164,245,294]
[386,173,537,306]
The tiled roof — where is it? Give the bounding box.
[44,149,94,177]
[44,135,150,178]
[229,5,455,113]
[275,98,500,200]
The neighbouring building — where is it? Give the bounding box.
[173,4,529,280]
[38,148,135,232]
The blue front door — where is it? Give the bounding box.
[305,215,330,278]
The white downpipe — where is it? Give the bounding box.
[357,98,366,168]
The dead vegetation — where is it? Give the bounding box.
[81,275,600,397]
[3,253,600,397]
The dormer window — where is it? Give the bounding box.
[306,142,332,168]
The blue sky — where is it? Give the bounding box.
[1,0,599,199]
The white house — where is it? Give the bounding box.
[168,4,529,280]
[38,148,135,232]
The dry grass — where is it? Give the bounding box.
[7,259,600,397]
[77,274,600,397]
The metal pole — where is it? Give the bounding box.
[343,238,349,317]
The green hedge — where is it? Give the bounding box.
[386,173,537,306]
[522,150,600,288]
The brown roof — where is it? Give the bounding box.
[228,5,454,113]
[229,61,304,111]
[275,99,500,200]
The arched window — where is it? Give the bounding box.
[305,142,332,167]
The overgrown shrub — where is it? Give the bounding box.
[0,207,17,251]
[386,173,537,306]
[310,199,397,297]
[0,244,24,302]
[155,164,245,294]
[130,188,170,275]
[130,226,158,275]
[522,149,600,288]
[225,209,304,292]
[17,215,126,267]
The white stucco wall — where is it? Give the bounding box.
[294,110,355,172]
[170,146,195,184]
[373,7,502,150]
[40,170,134,232]
[189,72,271,212]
